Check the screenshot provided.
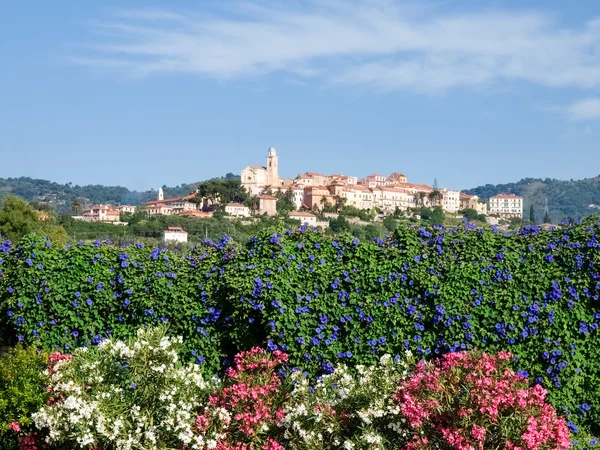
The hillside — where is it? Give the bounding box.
[0,174,239,213]
[465,175,600,222]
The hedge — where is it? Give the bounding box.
[1,219,599,435]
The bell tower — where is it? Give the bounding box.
[266,147,279,186]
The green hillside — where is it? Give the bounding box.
[0,174,239,213]
[465,175,600,223]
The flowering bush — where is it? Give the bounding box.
[282,353,412,450]
[396,350,571,450]
[195,347,290,449]
[33,326,218,450]
[0,345,49,450]
[3,218,600,435]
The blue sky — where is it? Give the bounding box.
[1,1,599,191]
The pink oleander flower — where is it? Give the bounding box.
[9,421,21,432]
[196,347,289,448]
[396,350,570,450]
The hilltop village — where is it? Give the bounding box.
[75,148,523,234]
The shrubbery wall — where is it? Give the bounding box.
[1,220,599,434]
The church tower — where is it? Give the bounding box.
[158,187,164,201]
[266,147,280,186]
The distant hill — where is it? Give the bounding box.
[0,174,239,214]
[464,175,600,223]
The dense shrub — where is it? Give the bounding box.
[18,331,581,450]
[33,326,217,450]
[283,353,412,449]
[398,351,570,450]
[0,234,232,373]
[0,345,49,450]
[2,218,600,436]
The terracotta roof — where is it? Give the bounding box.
[460,194,475,200]
[144,195,195,205]
[177,210,212,217]
[303,185,329,191]
[259,195,278,200]
[248,165,267,170]
[226,203,247,207]
[490,194,522,199]
[166,227,188,234]
[388,172,407,178]
[288,211,316,217]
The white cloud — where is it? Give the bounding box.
[72,1,600,92]
[568,98,600,120]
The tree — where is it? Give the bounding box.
[459,208,486,222]
[195,179,249,209]
[0,195,67,245]
[72,199,82,214]
[333,195,347,213]
[543,211,551,224]
[383,215,399,232]
[529,205,536,224]
[419,206,445,226]
[329,215,350,233]
[320,195,331,212]
[275,189,295,215]
[245,195,260,217]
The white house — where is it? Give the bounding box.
[225,203,251,217]
[488,194,524,219]
[163,226,188,243]
[288,211,317,226]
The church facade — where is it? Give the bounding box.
[241,147,281,195]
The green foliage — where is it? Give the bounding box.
[196,178,248,208]
[275,189,296,215]
[3,218,600,437]
[419,206,445,225]
[0,345,48,450]
[0,196,67,246]
[466,175,600,222]
[459,208,487,223]
[0,233,231,374]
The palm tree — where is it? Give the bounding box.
[333,195,347,213]
[72,199,81,214]
[245,195,260,217]
[320,195,330,212]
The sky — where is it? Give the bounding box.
[1,1,600,191]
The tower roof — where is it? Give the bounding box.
[268,147,277,156]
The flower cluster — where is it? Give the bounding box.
[282,353,412,450]
[396,351,571,450]
[196,347,289,449]
[33,326,218,450]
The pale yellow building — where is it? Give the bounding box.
[258,195,278,216]
[288,211,318,226]
[241,148,280,195]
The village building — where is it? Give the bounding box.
[225,203,251,217]
[241,147,281,195]
[303,185,332,211]
[488,194,523,218]
[118,205,136,214]
[460,194,488,215]
[81,204,121,222]
[143,188,199,216]
[288,211,318,226]
[258,195,278,216]
[163,226,188,243]
[440,189,461,212]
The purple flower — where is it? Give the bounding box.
[86,299,93,306]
